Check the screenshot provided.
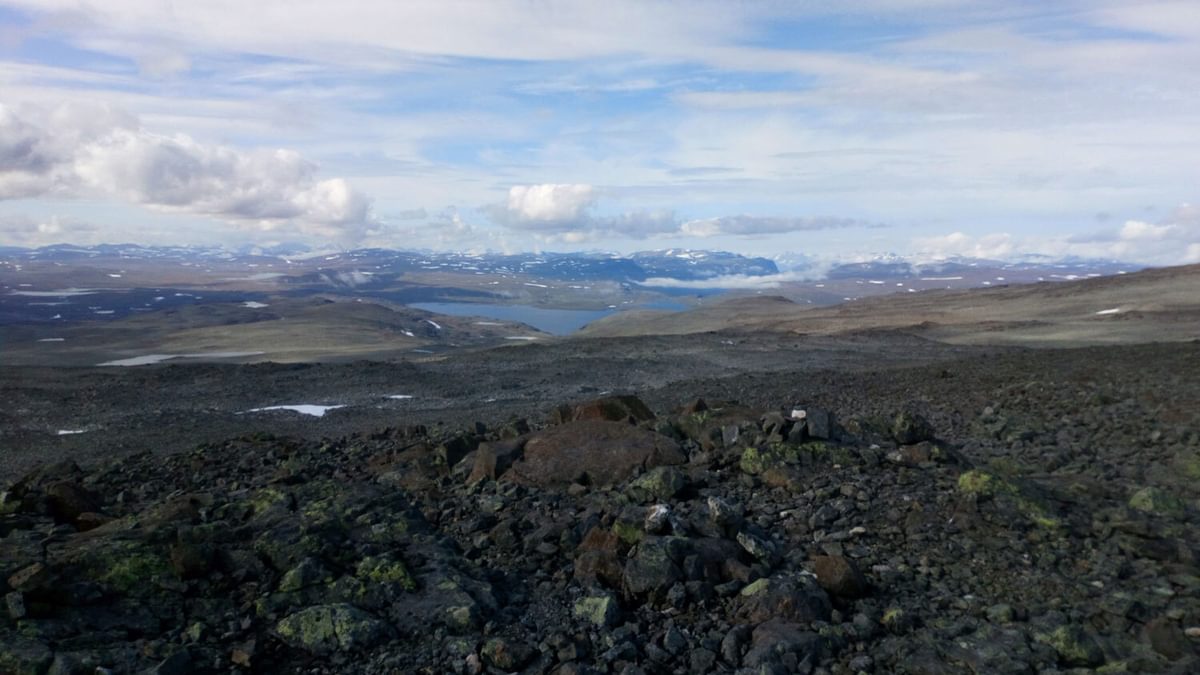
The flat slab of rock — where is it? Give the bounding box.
[505,421,685,487]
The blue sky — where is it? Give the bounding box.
[1,0,1198,264]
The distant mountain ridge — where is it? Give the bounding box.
[1,243,1135,286]
[2,244,782,283]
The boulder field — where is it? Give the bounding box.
[2,395,1198,674]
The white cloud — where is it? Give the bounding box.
[491,183,679,242]
[494,184,874,243]
[680,215,871,237]
[0,213,97,246]
[913,231,1015,259]
[1118,219,1178,241]
[505,184,596,226]
[914,203,1200,265]
[0,102,375,242]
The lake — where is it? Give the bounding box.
[408,301,682,335]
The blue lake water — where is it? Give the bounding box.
[408,301,683,335]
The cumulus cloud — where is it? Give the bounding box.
[1077,204,1200,264]
[0,213,98,246]
[490,184,679,241]
[913,231,1016,260]
[1118,219,1181,242]
[0,103,375,242]
[915,204,1200,266]
[680,215,872,237]
[492,184,875,243]
[505,184,596,226]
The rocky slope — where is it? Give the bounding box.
[581,263,1200,346]
[3,384,1198,674]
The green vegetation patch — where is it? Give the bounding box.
[740,441,853,475]
[957,470,1060,529]
[356,555,417,591]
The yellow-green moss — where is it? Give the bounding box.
[573,595,619,627]
[100,550,169,593]
[741,441,852,475]
[612,519,645,545]
[1129,486,1186,517]
[739,578,770,597]
[958,470,1060,529]
[1036,625,1104,668]
[249,487,292,517]
[958,470,1007,496]
[1181,452,1200,481]
[356,556,416,591]
[740,444,795,474]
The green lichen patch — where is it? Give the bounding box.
[275,603,391,654]
[248,487,293,518]
[1035,624,1105,668]
[75,541,171,596]
[1128,486,1187,517]
[612,519,645,545]
[957,470,1060,529]
[741,441,854,475]
[573,594,620,627]
[355,555,416,591]
[739,578,771,597]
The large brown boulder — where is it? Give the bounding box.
[736,575,832,625]
[505,421,685,487]
[466,438,528,484]
[44,481,101,526]
[551,395,656,424]
[810,555,869,598]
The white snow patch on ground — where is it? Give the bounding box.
[93,310,115,314]
[424,319,442,330]
[10,288,97,297]
[386,395,414,399]
[868,280,885,285]
[474,321,504,326]
[99,354,179,366]
[920,276,963,281]
[38,338,65,342]
[504,336,539,341]
[524,282,549,288]
[98,351,264,366]
[242,404,346,417]
[108,274,122,278]
[242,301,269,308]
[57,429,87,435]
[1095,308,1121,315]
[402,330,415,337]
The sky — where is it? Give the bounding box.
[0,0,1198,265]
